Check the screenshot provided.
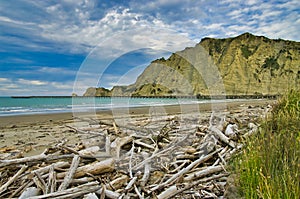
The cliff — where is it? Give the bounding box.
[83,87,111,97]
[84,33,300,97]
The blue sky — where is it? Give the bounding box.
[0,0,299,96]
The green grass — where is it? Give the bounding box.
[231,90,300,199]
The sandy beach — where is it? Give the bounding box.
[0,99,277,198]
[0,99,275,156]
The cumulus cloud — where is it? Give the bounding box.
[1,0,299,55]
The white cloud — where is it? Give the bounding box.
[0,77,76,96]
[0,77,9,82]
[204,23,224,30]
[18,78,48,86]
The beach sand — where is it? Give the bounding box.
[0,99,275,157]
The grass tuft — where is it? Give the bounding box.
[231,90,300,199]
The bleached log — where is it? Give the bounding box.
[243,122,258,138]
[158,173,229,199]
[124,176,137,192]
[95,189,121,199]
[157,185,177,199]
[46,165,56,193]
[183,165,224,181]
[0,153,46,167]
[83,193,99,199]
[110,136,133,159]
[133,144,177,170]
[105,175,128,190]
[135,140,155,150]
[134,184,144,199]
[33,171,47,194]
[140,152,150,187]
[57,176,94,185]
[27,181,101,199]
[105,134,111,154]
[224,124,238,137]
[150,148,222,192]
[129,142,135,178]
[112,121,119,134]
[57,158,115,179]
[30,161,70,177]
[58,155,81,191]
[0,165,27,194]
[60,145,79,154]
[209,126,235,148]
[0,153,88,168]
[18,187,41,199]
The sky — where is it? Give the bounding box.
[0,0,299,96]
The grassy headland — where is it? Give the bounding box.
[231,90,300,198]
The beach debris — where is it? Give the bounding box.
[0,103,271,198]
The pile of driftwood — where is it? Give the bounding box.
[0,110,262,198]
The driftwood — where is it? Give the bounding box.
[58,155,81,191]
[19,187,41,199]
[57,158,115,179]
[0,165,27,194]
[27,181,101,199]
[0,105,269,198]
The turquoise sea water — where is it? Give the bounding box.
[0,97,208,116]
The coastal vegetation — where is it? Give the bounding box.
[231,90,300,198]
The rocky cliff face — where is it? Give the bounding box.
[84,33,300,97]
[83,87,111,97]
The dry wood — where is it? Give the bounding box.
[34,171,47,194]
[10,180,34,198]
[27,181,101,199]
[0,165,27,194]
[0,106,266,198]
[0,153,84,168]
[161,173,229,199]
[105,175,129,190]
[30,161,70,177]
[110,136,133,159]
[134,184,144,199]
[57,158,115,179]
[140,152,150,187]
[105,134,111,154]
[157,185,177,199]
[46,165,56,193]
[95,188,121,199]
[209,126,235,148]
[135,139,155,150]
[19,187,41,199]
[184,165,224,181]
[124,176,138,192]
[83,192,99,199]
[150,148,222,192]
[0,153,46,167]
[58,155,81,191]
[112,121,119,134]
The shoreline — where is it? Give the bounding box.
[0,99,275,128]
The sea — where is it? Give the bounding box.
[0,96,219,116]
